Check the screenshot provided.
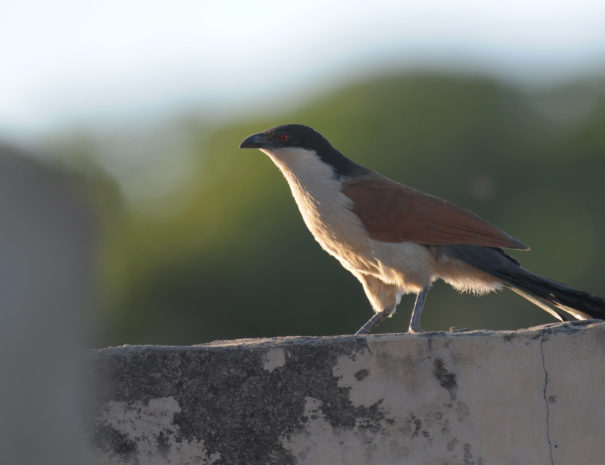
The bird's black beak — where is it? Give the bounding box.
[240,132,266,149]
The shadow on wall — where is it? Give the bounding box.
[0,143,99,465]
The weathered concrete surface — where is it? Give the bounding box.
[86,321,605,465]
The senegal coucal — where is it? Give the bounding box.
[240,124,605,334]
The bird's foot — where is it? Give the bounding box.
[407,325,423,334]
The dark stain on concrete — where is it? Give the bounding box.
[447,437,458,451]
[463,443,474,465]
[157,430,171,458]
[86,337,385,465]
[433,358,458,401]
[92,422,137,461]
[412,417,422,438]
[354,368,369,381]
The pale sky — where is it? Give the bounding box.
[2,0,605,137]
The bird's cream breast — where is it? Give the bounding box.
[261,146,438,293]
[262,147,378,274]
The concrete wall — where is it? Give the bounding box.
[85,321,605,465]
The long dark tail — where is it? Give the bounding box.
[442,244,605,321]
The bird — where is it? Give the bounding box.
[240,123,605,334]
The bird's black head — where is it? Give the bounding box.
[240,124,368,178]
[239,124,333,152]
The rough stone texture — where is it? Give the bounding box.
[85,321,605,465]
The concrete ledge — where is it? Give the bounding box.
[85,321,605,465]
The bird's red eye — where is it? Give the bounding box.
[279,133,289,143]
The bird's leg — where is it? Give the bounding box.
[408,287,429,333]
[355,308,395,335]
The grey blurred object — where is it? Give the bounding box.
[0,143,98,465]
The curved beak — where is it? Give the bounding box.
[240,132,266,149]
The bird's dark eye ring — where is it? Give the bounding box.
[279,133,289,143]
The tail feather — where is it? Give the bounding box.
[509,287,568,322]
[442,244,605,321]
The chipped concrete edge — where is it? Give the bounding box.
[101,319,599,351]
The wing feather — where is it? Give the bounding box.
[342,174,529,250]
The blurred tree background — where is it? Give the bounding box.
[47,72,605,345]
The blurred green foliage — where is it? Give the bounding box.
[54,72,605,345]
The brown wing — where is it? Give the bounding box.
[342,174,529,250]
